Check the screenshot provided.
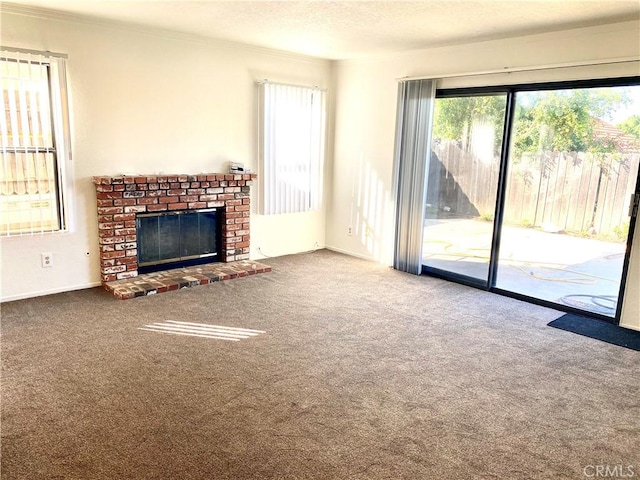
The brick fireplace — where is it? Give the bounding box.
[91,173,256,284]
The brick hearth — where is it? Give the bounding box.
[103,260,271,300]
[92,173,257,286]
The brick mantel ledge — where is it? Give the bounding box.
[92,173,256,283]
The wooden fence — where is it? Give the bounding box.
[429,141,639,236]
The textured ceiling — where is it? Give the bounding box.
[5,1,640,59]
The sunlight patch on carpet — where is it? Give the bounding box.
[139,321,266,341]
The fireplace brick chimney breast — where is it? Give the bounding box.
[92,173,256,283]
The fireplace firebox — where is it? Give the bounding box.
[137,208,222,273]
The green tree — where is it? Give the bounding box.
[512,88,630,154]
[433,87,631,156]
[432,95,506,154]
[617,115,640,140]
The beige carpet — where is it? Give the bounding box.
[1,249,638,479]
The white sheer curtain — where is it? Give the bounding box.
[392,79,437,274]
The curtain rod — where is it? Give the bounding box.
[0,46,68,59]
[257,79,326,91]
[396,57,640,82]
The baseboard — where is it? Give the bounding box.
[324,245,377,262]
[254,243,325,260]
[324,245,396,267]
[1,281,102,303]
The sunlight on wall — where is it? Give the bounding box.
[350,154,394,263]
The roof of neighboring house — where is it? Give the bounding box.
[592,118,640,153]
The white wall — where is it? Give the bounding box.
[327,21,640,329]
[0,7,331,301]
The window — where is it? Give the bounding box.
[258,82,325,215]
[0,49,71,235]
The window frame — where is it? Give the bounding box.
[0,48,72,236]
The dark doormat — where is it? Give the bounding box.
[548,314,640,351]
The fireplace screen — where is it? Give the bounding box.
[137,208,220,270]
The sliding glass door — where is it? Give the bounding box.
[495,86,640,316]
[422,80,640,321]
[423,94,506,284]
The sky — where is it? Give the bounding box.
[610,85,640,124]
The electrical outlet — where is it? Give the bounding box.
[41,252,53,268]
[348,225,353,236]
